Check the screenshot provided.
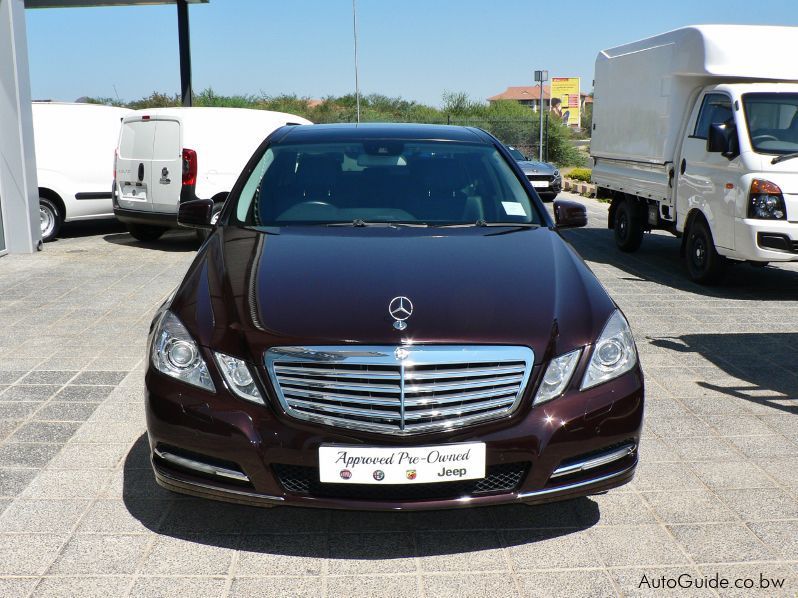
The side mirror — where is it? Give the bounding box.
[707,123,738,159]
[553,199,587,229]
[178,198,214,229]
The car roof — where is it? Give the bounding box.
[276,122,492,144]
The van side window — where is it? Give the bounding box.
[693,93,733,139]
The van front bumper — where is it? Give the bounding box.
[733,218,798,261]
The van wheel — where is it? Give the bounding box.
[685,218,727,284]
[126,223,167,242]
[39,198,62,242]
[613,198,643,252]
[195,202,224,242]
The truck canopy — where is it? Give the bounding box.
[591,25,798,165]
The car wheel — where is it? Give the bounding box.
[613,198,643,252]
[685,218,727,284]
[126,223,167,242]
[39,197,62,242]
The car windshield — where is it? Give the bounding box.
[506,147,526,161]
[743,93,798,155]
[232,140,541,227]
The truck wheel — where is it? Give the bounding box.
[39,197,62,242]
[685,219,727,284]
[613,199,643,252]
[126,223,167,242]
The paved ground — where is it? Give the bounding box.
[0,194,797,597]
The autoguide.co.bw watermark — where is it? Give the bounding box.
[639,572,785,591]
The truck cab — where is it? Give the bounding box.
[591,25,798,283]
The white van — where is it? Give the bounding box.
[591,25,798,283]
[33,101,132,241]
[113,107,312,241]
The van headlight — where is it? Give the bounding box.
[748,179,786,220]
[151,311,215,391]
[581,310,637,390]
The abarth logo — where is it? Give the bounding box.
[406,470,417,480]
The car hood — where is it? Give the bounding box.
[517,160,557,175]
[171,226,616,365]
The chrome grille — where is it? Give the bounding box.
[265,346,534,435]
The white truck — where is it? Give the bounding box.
[113,107,311,241]
[591,25,798,283]
[32,101,132,241]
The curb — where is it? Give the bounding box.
[563,178,596,197]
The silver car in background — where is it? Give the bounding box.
[506,146,561,201]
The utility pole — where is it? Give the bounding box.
[352,0,361,123]
[176,0,193,107]
[534,70,548,160]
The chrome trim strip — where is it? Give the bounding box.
[549,444,636,479]
[153,448,250,482]
[265,345,534,436]
[155,468,285,502]
[517,462,637,500]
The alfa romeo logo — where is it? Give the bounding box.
[389,296,413,331]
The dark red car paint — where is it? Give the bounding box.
[145,124,644,510]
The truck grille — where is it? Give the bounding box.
[265,346,534,435]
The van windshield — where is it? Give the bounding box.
[743,93,798,155]
[233,141,540,227]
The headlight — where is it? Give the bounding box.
[748,179,786,220]
[581,310,637,390]
[533,349,580,406]
[553,169,560,179]
[151,311,215,391]
[214,352,264,404]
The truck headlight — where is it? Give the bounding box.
[748,179,786,220]
[150,311,215,391]
[581,310,637,390]
[214,353,264,404]
[534,349,580,406]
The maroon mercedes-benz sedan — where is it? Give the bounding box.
[145,123,644,510]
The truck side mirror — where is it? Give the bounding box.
[707,123,738,159]
[178,198,214,229]
[553,199,587,229]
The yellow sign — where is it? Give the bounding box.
[551,77,581,128]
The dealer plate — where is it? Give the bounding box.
[531,180,549,188]
[319,442,486,484]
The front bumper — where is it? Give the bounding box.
[731,217,798,262]
[145,362,644,510]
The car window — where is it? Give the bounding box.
[743,92,798,155]
[233,141,540,226]
[693,93,733,139]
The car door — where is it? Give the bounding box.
[149,117,182,215]
[116,116,155,213]
[675,90,744,250]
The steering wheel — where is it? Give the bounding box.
[753,134,779,142]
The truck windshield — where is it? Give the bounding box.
[743,93,798,155]
[233,140,541,227]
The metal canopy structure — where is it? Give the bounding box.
[0,0,207,256]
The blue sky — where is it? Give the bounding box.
[25,0,798,107]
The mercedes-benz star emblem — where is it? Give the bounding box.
[389,296,413,331]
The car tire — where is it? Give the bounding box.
[39,197,62,242]
[126,223,167,242]
[685,218,727,284]
[613,198,643,252]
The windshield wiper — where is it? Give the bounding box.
[771,152,798,165]
[432,220,538,228]
[325,220,429,228]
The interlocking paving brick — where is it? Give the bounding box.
[0,195,796,594]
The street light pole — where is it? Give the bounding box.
[352,0,361,123]
[534,70,548,160]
